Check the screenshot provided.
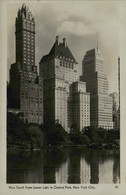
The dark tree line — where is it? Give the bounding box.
[7,113,120,150]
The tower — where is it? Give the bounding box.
[15,4,35,66]
[8,4,43,124]
[117,57,120,130]
[118,57,120,111]
[109,92,119,130]
[39,36,90,131]
[81,48,113,130]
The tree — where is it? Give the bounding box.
[43,122,68,146]
[83,126,98,143]
[97,128,107,144]
[28,124,44,148]
[106,129,120,145]
[7,112,28,146]
[69,125,90,145]
[69,125,81,145]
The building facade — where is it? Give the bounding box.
[117,57,120,131]
[39,36,90,131]
[8,4,43,124]
[81,48,113,130]
[72,81,90,130]
[110,92,119,130]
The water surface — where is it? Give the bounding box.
[7,147,120,184]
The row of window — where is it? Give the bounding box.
[23,30,33,34]
[24,55,34,62]
[23,37,34,42]
[23,53,34,57]
[23,40,34,45]
[23,43,34,52]
[23,26,34,31]
[23,33,34,38]
[60,61,74,69]
[25,112,41,116]
[99,125,113,128]
[23,56,34,61]
[23,43,34,48]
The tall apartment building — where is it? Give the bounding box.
[8,4,43,124]
[39,36,90,131]
[109,92,119,115]
[81,48,113,129]
[109,92,119,130]
[72,81,90,130]
[113,57,120,131]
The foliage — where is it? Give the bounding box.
[7,112,28,145]
[27,123,44,148]
[7,112,120,149]
[7,113,44,149]
[42,121,69,146]
[106,129,120,144]
[82,126,120,146]
[69,125,90,145]
[82,126,98,143]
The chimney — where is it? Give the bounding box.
[63,38,67,47]
[55,35,59,45]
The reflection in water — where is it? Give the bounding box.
[113,152,120,184]
[68,149,81,183]
[89,150,99,184]
[55,160,68,183]
[99,160,113,183]
[7,148,120,184]
[80,157,90,183]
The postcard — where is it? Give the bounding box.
[0,0,126,195]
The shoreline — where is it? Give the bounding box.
[7,143,120,153]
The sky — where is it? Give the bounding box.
[7,1,124,94]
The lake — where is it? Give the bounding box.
[7,147,120,184]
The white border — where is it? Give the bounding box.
[0,1,126,195]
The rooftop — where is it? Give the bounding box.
[16,4,34,21]
[40,36,78,63]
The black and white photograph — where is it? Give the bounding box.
[0,0,126,194]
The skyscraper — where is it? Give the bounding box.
[39,36,90,131]
[81,48,113,129]
[15,4,35,66]
[72,81,90,130]
[8,4,43,124]
[109,92,119,130]
[117,57,120,130]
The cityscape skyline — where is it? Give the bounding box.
[7,4,116,130]
[7,2,121,94]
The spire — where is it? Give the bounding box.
[97,32,98,52]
